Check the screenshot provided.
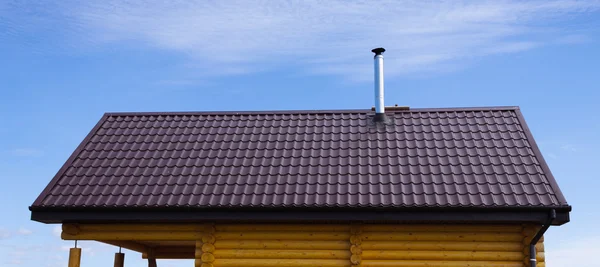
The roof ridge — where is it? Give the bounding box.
[104,106,520,117]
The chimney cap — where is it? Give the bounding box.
[371,47,386,55]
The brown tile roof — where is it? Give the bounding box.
[31,107,569,211]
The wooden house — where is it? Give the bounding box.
[30,49,570,267]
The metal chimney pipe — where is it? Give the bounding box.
[372,47,386,122]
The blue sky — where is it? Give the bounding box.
[1,1,599,266]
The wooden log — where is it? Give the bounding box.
[63,231,202,240]
[99,241,148,253]
[202,244,215,253]
[536,242,544,252]
[361,241,523,252]
[214,259,350,267]
[216,225,351,232]
[63,224,81,235]
[362,250,524,261]
[68,248,81,267]
[71,223,204,232]
[143,252,194,259]
[361,260,523,267]
[215,240,350,250]
[362,232,523,242]
[114,253,125,267]
[215,232,351,240]
[142,247,195,258]
[63,223,523,233]
[214,249,351,259]
[362,225,522,233]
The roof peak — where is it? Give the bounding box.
[104,106,520,117]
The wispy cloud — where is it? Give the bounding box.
[16,228,32,236]
[0,228,10,239]
[2,1,599,80]
[561,144,577,152]
[6,259,21,265]
[52,225,61,237]
[7,250,25,265]
[547,236,600,267]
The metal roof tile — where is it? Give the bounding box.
[32,107,568,210]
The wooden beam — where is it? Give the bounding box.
[63,223,524,233]
[142,247,195,259]
[361,250,524,261]
[214,249,351,259]
[361,241,523,252]
[99,240,149,253]
[215,240,350,250]
[63,231,202,240]
[143,252,194,259]
[214,259,349,267]
[64,223,208,232]
[361,260,523,267]
[63,224,81,235]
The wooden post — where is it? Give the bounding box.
[147,248,157,267]
[68,248,81,267]
[114,252,125,267]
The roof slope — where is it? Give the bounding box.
[31,107,569,211]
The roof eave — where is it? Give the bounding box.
[31,207,570,225]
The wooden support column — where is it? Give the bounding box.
[350,224,362,267]
[147,248,157,267]
[114,251,125,267]
[197,224,215,267]
[68,248,82,267]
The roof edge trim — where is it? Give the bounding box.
[514,108,569,206]
[31,209,570,225]
[31,114,110,207]
[103,106,520,117]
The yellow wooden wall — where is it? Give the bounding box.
[62,223,546,267]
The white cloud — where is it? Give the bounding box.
[53,225,61,237]
[547,236,600,267]
[16,228,32,235]
[6,259,22,265]
[0,228,11,239]
[560,144,577,152]
[2,1,600,80]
